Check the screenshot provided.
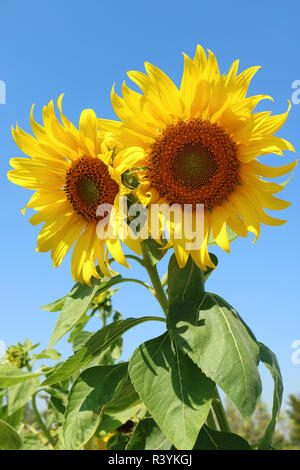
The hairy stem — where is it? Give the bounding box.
[206,408,218,430]
[212,389,232,433]
[141,245,169,315]
[31,392,55,447]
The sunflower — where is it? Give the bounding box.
[98,45,297,269]
[8,96,141,284]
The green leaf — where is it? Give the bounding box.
[23,339,39,352]
[203,253,218,283]
[104,376,141,415]
[194,425,252,450]
[21,433,50,450]
[99,376,142,434]
[8,377,40,415]
[258,343,283,450]
[127,418,173,450]
[63,363,127,449]
[107,432,129,450]
[48,274,133,348]
[0,419,22,450]
[45,384,68,426]
[0,405,23,428]
[72,331,93,353]
[142,238,167,265]
[129,332,215,450]
[48,278,102,348]
[41,295,67,312]
[33,349,61,361]
[0,364,42,387]
[167,255,262,418]
[42,316,164,386]
[168,254,204,301]
[168,292,262,418]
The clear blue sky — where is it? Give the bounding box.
[1,0,299,411]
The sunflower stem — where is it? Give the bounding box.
[206,408,218,430]
[31,392,55,447]
[141,245,169,316]
[212,389,232,433]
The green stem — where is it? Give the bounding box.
[141,245,169,316]
[212,389,232,433]
[125,254,146,267]
[31,392,55,447]
[206,409,218,430]
[116,277,154,295]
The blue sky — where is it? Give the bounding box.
[1,0,299,411]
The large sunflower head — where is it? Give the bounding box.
[99,45,297,269]
[8,96,141,284]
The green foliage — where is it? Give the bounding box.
[225,399,292,449]
[0,244,295,450]
[48,277,110,348]
[167,254,262,418]
[193,425,252,450]
[42,316,164,387]
[287,394,300,447]
[129,332,215,449]
[63,363,128,449]
[127,418,174,450]
[0,364,42,387]
[0,419,22,450]
[6,343,31,369]
[258,343,283,449]
[8,378,40,415]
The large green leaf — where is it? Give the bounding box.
[194,425,252,450]
[167,255,262,418]
[99,376,142,434]
[258,343,283,450]
[168,293,262,418]
[8,377,40,415]
[0,364,42,387]
[63,363,127,449]
[127,418,173,450]
[129,332,215,450]
[42,316,164,386]
[0,419,22,450]
[168,254,204,301]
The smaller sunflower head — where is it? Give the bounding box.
[6,342,30,369]
[8,96,141,284]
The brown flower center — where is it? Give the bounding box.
[146,119,240,208]
[64,156,119,223]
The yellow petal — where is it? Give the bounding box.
[52,218,85,267]
[230,190,261,242]
[251,159,298,178]
[79,109,98,156]
[211,206,230,253]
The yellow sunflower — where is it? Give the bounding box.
[98,45,297,269]
[8,96,141,284]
